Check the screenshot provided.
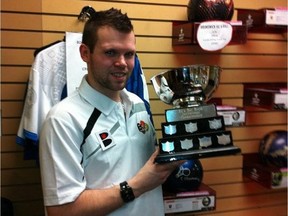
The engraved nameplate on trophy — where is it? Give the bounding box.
[165,105,217,122]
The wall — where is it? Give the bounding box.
[1,0,287,215]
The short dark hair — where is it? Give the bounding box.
[82,8,134,53]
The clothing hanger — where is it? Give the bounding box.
[34,5,96,57]
[78,6,96,22]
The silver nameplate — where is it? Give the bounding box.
[199,136,212,148]
[180,139,194,150]
[161,141,175,152]
[209,119,223,130]
[165,104,217,122]
[164,124,177,135]
[217,134,231,145]
[184,122,198,133]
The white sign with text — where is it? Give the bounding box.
[197,21,233,51]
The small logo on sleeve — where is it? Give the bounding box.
[137,120,149,134]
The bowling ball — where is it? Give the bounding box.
[187,0,234,22]
[163,159,203,193]
[259,130,288,168]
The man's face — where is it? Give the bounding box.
[81,26,136,98]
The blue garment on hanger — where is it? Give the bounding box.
[126,55,153,124]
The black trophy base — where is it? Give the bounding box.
[155,146,241,163]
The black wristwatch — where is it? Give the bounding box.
[119,181,135,203]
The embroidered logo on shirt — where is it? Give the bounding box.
[137,120,149,134]
[97,130,115,151]
[99,132,111,146]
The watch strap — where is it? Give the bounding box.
[120,181,135,203]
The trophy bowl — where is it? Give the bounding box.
[151,65,221,108]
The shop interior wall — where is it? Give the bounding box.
[1,0,287,215]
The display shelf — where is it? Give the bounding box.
[243,83,287,111]
[172,21,247,46]
[172,9,287,47]
[237,8,288,34]
[243,153,287,189]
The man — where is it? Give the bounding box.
[39,8,183,216]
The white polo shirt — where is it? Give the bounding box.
[39,76,164,216]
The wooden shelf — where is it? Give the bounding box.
[237,8,288,34]
[172,21,247,46]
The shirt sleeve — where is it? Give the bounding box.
[39,111,86,206]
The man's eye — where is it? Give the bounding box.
[105,50,116,56]
[125,52,135,58]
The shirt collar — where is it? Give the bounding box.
[78,75,132,115]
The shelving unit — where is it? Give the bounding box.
[172,8,287,47]
[169,8,287,215]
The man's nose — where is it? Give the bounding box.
[115,55,127,67]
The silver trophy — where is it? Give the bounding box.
[151,65,220,122]
[151,65,241,163]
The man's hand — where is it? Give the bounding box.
[128,148,185,198]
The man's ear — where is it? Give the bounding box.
[79,44,90,63]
